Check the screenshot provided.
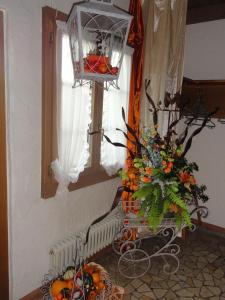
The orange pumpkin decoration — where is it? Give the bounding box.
[54,295,63,300]
[99,56,109,64]
[51,280,68,297]
[87,54,99,64]
[66,280,74,290]
[88,290,97,300]
[110,67,118,75]
[92,272,101,284]
[98,63,108,74]
[97,281,105,290]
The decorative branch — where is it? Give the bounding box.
[182,108,219,157]
[145,79,158,127]
[103,134,135,159]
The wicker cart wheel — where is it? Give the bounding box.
[118,249,151,279]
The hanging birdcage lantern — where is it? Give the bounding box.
[67,0,132,85]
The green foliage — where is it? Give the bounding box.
[149,197,163,230]
[181,210,192,228]
[175,214,182,230]
[133,180,193,232]
[133,186,152,199]
[165,186,188,211]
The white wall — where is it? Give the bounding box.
[184,19,225,80]
[184,20,225,228]
[0,0,129,298]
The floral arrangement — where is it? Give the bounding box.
[119,128,207,231]
[105,80,217,231]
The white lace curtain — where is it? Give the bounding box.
[51,22,92,192]
[101,48,132,176]
[141,0,187,135]
[51,22,132,191]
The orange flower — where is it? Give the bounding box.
[130,184,138,191]
[126,157,133,168]
[164,167,171,174]
[189,175,196,185]
[169,203,179,214]
[141,176,152,183]
[179,171,196,185]
[132,185,138,191]
[162,160,167,166]
[128,173,136,180]
[179,171,191,183]
[145,167,153,175]
[167,161,173,169]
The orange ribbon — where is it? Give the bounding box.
[122,0,144,216]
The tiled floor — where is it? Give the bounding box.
[95,229,225,300]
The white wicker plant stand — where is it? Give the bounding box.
[113,201,208,279]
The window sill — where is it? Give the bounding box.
[68,167,117,192]
[41,167,117,199]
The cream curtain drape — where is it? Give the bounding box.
[51,22,92,193]
[141,0,187,134]
[101,48,133,175]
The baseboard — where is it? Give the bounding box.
[192,219,225,234]
[20,287,42,300]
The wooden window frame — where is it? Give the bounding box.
[42,6,115,199]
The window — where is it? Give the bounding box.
[42,6,131,198]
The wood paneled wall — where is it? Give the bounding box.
[182,78,225,119]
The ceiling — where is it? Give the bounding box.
[187,0,225,24]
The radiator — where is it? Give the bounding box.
[49,212,122,274]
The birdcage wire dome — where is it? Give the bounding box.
[67,0,132,87]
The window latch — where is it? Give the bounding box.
[48,164,53,177]
[87,126,104,141]
[49,32,54,44]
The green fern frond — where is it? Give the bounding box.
[162,199,170,214]
[166,188,188,211]
[133,186,153,199]
[181,210,192,228]
[147,201,161,232]
[175,214,182,229]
